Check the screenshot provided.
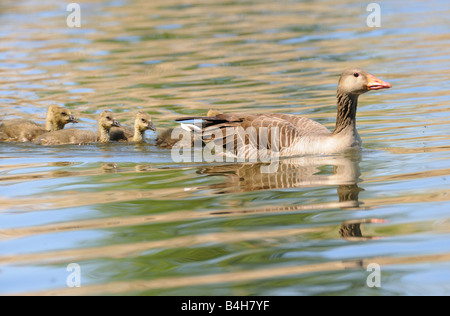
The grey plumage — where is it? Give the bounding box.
[175,68,391,158]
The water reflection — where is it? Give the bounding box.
[197,152,383,241]
[198,153,362,191]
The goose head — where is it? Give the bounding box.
[338,68,391,96]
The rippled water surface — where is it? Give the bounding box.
[1,0,450,295]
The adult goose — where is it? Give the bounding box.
[175,68,391,158]
[110,112,156,143]
[35,111,120,145]
[0,105,78,142]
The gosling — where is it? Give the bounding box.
[110,111,156,143]
[0,105,78,142]
[35,111,120,145]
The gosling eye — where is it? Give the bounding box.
[62,112,67,116]
[106,116,112,120]
[141,118,147,123]
[353,72,359,78]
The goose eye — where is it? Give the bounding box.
[62,112,67,116]
[353,73,359,78]
[141,118,146,123]
[106,116,111,120]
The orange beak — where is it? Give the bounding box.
[367,74,392,90]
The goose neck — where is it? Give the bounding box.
[46,117,64,132]
[98,125,111,143]
[133,126,144,142]
[333,91,359,135]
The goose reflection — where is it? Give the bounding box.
[197,152,382,241]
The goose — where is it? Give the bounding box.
[175,68,391,158]
[110,111,156,142]
[0,105,78,142]
[35,110,120,145]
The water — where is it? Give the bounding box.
[1,0,450,295]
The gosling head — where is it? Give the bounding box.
[46,105,78,131]
[338,68,391,96]
[207,109,223,117]
[98,111,120,131]
[134,111,156,132]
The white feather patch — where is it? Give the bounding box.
[180,123,202,132]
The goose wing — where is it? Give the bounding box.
[177,113,307,158]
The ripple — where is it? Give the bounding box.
[0,0,449,296]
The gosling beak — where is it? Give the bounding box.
[147,121,156,131]
[112,120,120,127]
[69,115,78,124]
[367,74,392,90]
